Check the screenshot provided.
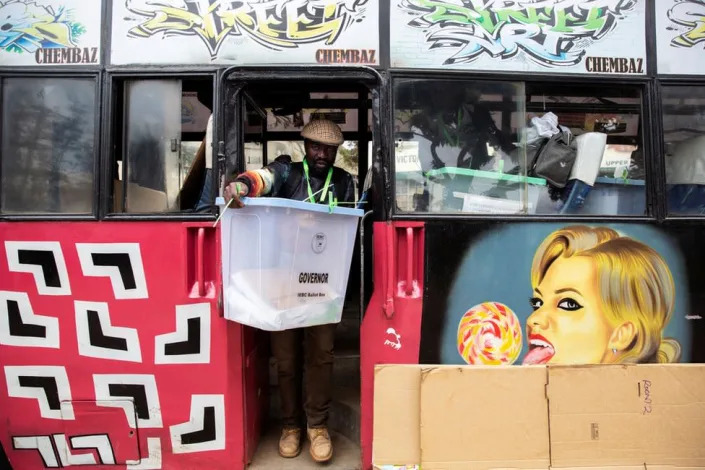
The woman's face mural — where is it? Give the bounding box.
[524,256,614,365]
[442,224,691,367]
[522,226,680,365]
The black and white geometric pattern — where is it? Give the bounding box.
[93,374,162,428]
[5,241,71,296]
[0,291,60,348]
[12,435,60,468]
[169,395,225,454]
[76,243,148,299]
[69,434,116,465]
[155,303,210,364]
[126,437,162,470]
[75,301,142,362]
[4,366,74,419]
[53,433,97,466]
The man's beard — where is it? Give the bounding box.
[307,158,332,177]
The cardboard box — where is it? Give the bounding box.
[549,364,705,469]
[420,366,549,470]
[372,364,705,470]
[373,365,421,467]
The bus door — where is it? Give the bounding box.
[218,66,382,469]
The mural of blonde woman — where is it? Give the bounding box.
[523,226,681,365]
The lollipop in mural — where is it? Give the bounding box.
[457,301,523,365]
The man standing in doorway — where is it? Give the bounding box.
[224,119,355,463]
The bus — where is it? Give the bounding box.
[1,1,704,469]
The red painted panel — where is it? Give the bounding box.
[0,221,246,470]
[360,221,425,470]
[62,401,139,464]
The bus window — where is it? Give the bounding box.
[111,77,213,214]
[393,80,646,216]
[1,78,96,214]
[246,103,361,200]
[527,84,645,216]
[663,86,705,216]
[393,79,528,214]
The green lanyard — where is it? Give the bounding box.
[303,159,334,205]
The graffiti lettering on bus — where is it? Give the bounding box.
[667,0,705,48]
[124,0,371,59]
[0,0,86,56]
[397,0,638,67]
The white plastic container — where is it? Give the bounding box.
[218,197,363,331]
[426,167,546,214]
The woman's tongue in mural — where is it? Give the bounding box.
[523,256,614,365]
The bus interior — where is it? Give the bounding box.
[392,79,646,216]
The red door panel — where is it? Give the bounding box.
[0,221,246,470]
[360,221,425,470]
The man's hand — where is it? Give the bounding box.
[224,182,247,208]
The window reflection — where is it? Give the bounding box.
[112,78,213,213]
[663,86,705,215]
[394,80,530,214]
[1,78,96,214]
[393,80,646,215]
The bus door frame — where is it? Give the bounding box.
[215,65,388,462]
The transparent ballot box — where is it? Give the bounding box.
[218,197,363,331]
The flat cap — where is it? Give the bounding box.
[301,119,344,146]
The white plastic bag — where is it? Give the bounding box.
[525,112,560,145]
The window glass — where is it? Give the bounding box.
[113,78,213,213]
[123,80,182,212]
[663,86,705,215]
[394,79,529,214]
[1,78,96,214]
[528,84,645,216]
[393,80,646,215]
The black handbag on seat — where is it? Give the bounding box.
[529,128,576,189]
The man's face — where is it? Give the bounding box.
[304,140,338,175]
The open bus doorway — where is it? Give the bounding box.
[221,69,379,470]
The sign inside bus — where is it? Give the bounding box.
[421,222,705,366]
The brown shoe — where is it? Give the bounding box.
[307,427,333,463]
[278,427,301,458]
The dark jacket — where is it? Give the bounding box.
[237,158,356,204]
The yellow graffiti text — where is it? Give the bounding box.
[668,0,705,48]
[125,0,368,58]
